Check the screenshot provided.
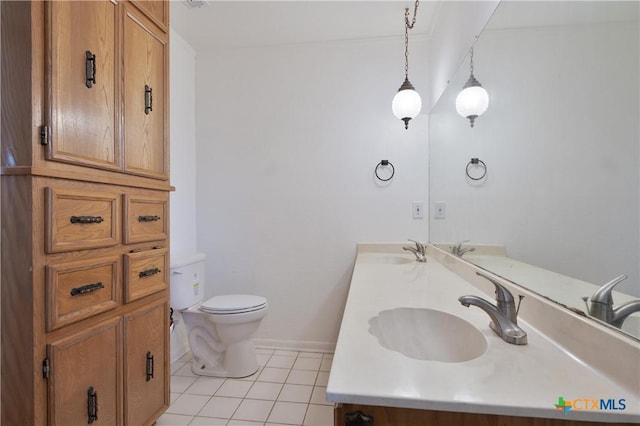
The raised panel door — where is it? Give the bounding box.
[123,6,168,179]
[47,317,122,426]
[45,0,120,170]
[124,300,168,425]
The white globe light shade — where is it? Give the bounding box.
[455,85,489,119]
[392,88,422,121]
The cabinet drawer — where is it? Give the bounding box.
[124,194,168,243]
[46,255,121,331]
[124,248,168,302]
[46,187,121,253]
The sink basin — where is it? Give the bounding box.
[369,308,487,362]
[358,254,414,265]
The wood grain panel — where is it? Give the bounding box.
[123,192,168,244]
[124,300,169,425]
[46,186,121,253]
[46,255,121,331]
[124,247,168,302]
[130,0,168,30]
[47,317,122,426]
[45,0,120,170]
[335,404,632,426]
[123,6,168,179]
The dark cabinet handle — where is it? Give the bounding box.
[139,268,161,278]
[345,411,374,426]
[146,351,154,382]
[87,386,98,424]
[85,51,96,88]
[70,282,104,297]
[138,215,161,222]
[70,215,104,224]
[144,85,153,114]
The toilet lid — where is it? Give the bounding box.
[200,294,267,314]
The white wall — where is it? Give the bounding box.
[170,29,198,260]
[195,38,429,349]
[428,1,499,109]
[169,29,198,360]
[430,21,639,296]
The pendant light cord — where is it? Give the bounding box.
[403,0,419,79]
[470,46,475,76]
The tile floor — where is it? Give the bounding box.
[156,348,335,426]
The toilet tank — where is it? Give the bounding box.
[170,253,206,310]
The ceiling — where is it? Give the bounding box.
[169,1,440,51]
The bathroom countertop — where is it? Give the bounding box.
[326,244,640,423]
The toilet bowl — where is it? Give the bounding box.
[170,254,269,378]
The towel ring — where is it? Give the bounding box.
[375,160,395,182]
[466,158,487,181]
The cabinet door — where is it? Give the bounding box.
[45,0,120,170]
[47,317,121,426]
[123,5,168,179]
[124,300,169,425]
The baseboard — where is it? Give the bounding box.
[253,338,336,354]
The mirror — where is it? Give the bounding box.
[429,1,640,340]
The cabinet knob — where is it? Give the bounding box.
[87,386,98,424]
[146,351,155,381]
[85,51,96,88]
[139,267,161,278]
[70,282,104,297]
[70,215,104,224]
[138,215,161,222]
[144,85,153,114]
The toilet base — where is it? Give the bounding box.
[190,339,259,378]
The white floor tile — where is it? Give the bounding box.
[256,347,275,355]
[267,401,308,425]
[232,399,275,422]
[238,367,262,381]
[257,353,272,366]
[166,394,211,416]
[171,392,181,404]
[178,353,193,363]
[215,380,253,398]
[273,349,299,357]
[175,363,198,377]
[172,361,186,374]
[172,376,198,393]
[266,355,296,369]
[155,413,194,426]
[315,371,330,387]
[257,367,290,383]
[185,377,226,396]
[322,353,333,360]
[278,384,313,403]
[188,416,228,425]
[286,369,317,386]
[293,357,321,371]
[199,396,242,419]
[246,381,283,400]
[303,404,334,426]
[310,387,332,406]
[319,358,332,372]
[298,351,324,359]
[227,420,265,426]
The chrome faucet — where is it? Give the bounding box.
[450,240,475,257]
[402,239,426,262]
[458,271,527,345]
[586,274,640,328]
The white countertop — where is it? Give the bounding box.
[326,244,640,423]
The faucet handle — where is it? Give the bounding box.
[590,274,628,305]
[407,239,425,254]
[476,271,514,303]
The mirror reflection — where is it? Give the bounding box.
[429,1,640,340]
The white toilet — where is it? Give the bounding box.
[170,253,268,378]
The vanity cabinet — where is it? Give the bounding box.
[0,1,171,425]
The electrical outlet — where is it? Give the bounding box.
[434,201,447,219]
[412,202,424,219]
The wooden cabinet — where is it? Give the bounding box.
[124,300,169,425]
[123,4,168,179]
[47,317,122,426]
[0,1,171,425]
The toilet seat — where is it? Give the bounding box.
[199,294,268,315]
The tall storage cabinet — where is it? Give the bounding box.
[1,1,172,425]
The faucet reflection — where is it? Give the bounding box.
[459,272,527,345]
[587,274,640,328]
[450,240,476,257]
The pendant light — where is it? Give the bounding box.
[392,0,421,130]
[456,47,489,128]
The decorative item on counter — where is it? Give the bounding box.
[466,158,487,181]
[391,0,422,130]
[375,160,395,182]
[456,47,489,127]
